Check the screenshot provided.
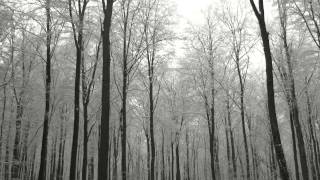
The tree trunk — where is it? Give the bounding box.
[176,142,180,180]
[249,1,290,179]
[227,98,237,179]
[171,141,174,180]
[236,59,250,180]
[149,63,156,180]
[38,0,51,179]
[186,130,190,180]
[121,19,128,180]
[99,1,114,180]
[4,100,13,180]
[162,129,166,180]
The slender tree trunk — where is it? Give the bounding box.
[289,109,300,180]
[4,100,13,180]
[82,102,89,180]
[149,64,156,180]
[69,0,87,178]
[162,129,166,180]
[186,130,190,180]
[225,116,231,179]
[99,1,114,180]
[113,127,119,180]
[50,135,57,180]
[0,73,8,179]
[171,141,174,180]
[121,23,128,180]
[209,86,216,180]
[147,133,151,180]
[11,103,23,179]
[227,98,237,179]
[236,60,250,180]
[176,141,180,180]
[38,1,51,179]
[249,1,290,179]
[203,137,207,180]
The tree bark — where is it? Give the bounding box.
[99,1,114,180]
[249,1,290,179]
[38,0,51,179]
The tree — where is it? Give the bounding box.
[98,0,114,180]
[220,5,252,179]
[38,0,52,179]
[68,0,89,179]
[249,0,290,179]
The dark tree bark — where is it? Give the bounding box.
[185,129,190,180]
[162,129,166,180]
[176,141,181,180]
[226,97,237,179]
[50,135,57,180]
[249,1,290,179]
[120,3,129,178]
[148,49,156,180]
[68,0,89,179]
[98,0,114,180]
[171,140,174,180]
[81,37,100,180]
[38,0,52,179]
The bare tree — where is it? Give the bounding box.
[249,0,290,179]
[38,0,52,179]
[98,0,114,180]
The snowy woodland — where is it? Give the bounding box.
[0,0,320,180]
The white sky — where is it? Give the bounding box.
[175,0,215,23]
[172,0,276,72]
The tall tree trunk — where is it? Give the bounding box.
[82,103,89,180]
[149,62,156,180]
[68,0,87,178]
[121,22,128,180]
[113,127,119,180]
[4,100,13,180]
[186,130,190,180]
[99,1,114,180]
[21,120,30,179]
[249,1,290,179]
[50,135,57,180]
[176,141,180,180]
[162,129,166,180]
[227,98,237,179]
[209,85,216,180]
[171,141,174,180]
[203,137,207,180]
[0,70,8,179]
[38,1,51,179]
[224,116,231,179]
[11,103,23,179]
[236,59,250,180]
[289,109,300,180]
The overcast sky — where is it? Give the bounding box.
[172,0,276,72]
